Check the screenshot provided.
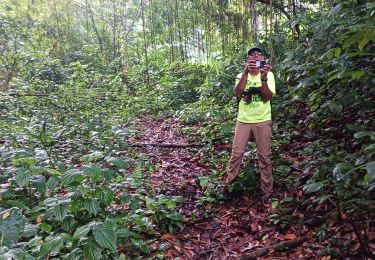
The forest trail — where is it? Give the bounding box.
[125,116,325,259]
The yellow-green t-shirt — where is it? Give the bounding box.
[235,72,276,123]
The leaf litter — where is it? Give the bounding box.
[124,116,373,259]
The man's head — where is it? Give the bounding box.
[247,47,264,61]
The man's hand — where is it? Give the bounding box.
[245,58,257,73]
[260,64,270,80]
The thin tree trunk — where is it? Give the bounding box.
[141,0,150,86]
[87,3,104,55]
[112,0,117,59]
[175,0,184,61]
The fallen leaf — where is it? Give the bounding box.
[353,242,361,251]
[369,243,375,250]
[250,223,258,232]
[368,231,375,242]
[240,241,261,252]
[284,233,297,240]
[36,215,43,224]
[2,210,10,220]
[161,233,176,241]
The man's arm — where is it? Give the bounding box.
[260,65,273,102]
[234,72,248,97]
[235,60,253,97]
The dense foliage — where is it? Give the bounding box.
[0,0,373,258]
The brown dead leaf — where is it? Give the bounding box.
[250,223,258,232]
[240,241,261,252]
[353,242,361,251]
[369,243,375,250]
[2,210,10,220]
[284,233,297,240]
[161,233,176,241]
[368,231,375,242]
[36,215,43,224]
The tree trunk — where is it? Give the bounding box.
[141,0,150,86]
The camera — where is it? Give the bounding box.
[242,87,261,103]
[256,60,266,68]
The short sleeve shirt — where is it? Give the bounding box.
[235,72,276,123]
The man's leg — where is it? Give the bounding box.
[226,121,252,184]
[253,120,273,195]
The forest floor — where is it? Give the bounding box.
[125,116,371,259]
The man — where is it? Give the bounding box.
[225,47,276,204]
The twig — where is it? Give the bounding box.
[127,142,205,148]
[241,236,308,259]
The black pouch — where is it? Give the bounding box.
[242,87,261,103]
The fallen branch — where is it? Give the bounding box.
[127,142,205,148]
[241,236,308,259]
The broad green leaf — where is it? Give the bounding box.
[131,239,150,253]
[0,208,26,246]
[31,175,46,194]
[329,3,342,17]
[358,31,374,51]
[29,166,47,174]
[351,71,365,80]
[78,184,91,196]
[39,235,64,255]
[46,175,59,191]
[93,223,117,250]
[145,197,156,210]
[165,199,176,209]
[83,241,102,260]
[62,216,76,231]
[42,198,58,207]
[39,223,52,233]
[333,162,354,181]
[303,182,324,194]
[83,164,103,182]
[105,156,128,169]
[366,161,375,180]
[334,47,341,57]
[51,203,68,221]
[102,169,115,180]
[354,131,374,139]
[61,169,84,186]
[3,200,30,211]
[83,198,100,215]
[82,151,104,163]
[65,248,83,260]
[199,177,209,188]
[15,168,31,187]
[23,224,38,237]
[73,224,92,240]
[96,188,114,205]
[343,31,365,49]
[271,199,279,209]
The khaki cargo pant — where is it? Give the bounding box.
[226,120,273,195]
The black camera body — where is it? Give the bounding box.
[242,87,261,103]
[256,60,266,68]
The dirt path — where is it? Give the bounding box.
[125,116,336,259]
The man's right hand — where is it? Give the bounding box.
[245,58,257,73]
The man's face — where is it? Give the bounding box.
[248,51,264,61]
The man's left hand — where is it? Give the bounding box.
[260,64,270,80]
